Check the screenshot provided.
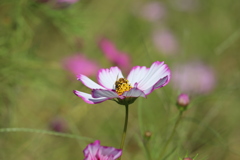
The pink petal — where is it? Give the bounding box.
[122,88,146,98]
[137,61,170,91]
[99,146,122,159]
[98,67,124,90]
[83,140,100,157]
[127,66,149,87]
[84,140,122,160]
[92,89,119,98]
[73,90,109,104]
[77,74,105,90]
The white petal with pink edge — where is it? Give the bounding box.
[92,89,119,98]
[127,66,149,87]
[143,76,169,95]
[99,147,122,159]
[122,88,146,98]
[137,61,170,91]
[98,67,124,90]
[73,90,109,104]
[77,74,105,89]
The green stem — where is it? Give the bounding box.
[158,111,183,160]
[143,140,152,160]
[119,104,129,160]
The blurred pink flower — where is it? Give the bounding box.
[152,29,179,55]
[54,0,79,8]
[139,1,166,22]
[98,38,131,73]
[84,140,122,160]
[172,61,216,94]
[173,0,199,12]
[37,0,79,8]
[62,54,100,77]
[49,117,68,133]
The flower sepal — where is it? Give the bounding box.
[113,97,138,105]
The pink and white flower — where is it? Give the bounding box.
[73,61,170,105]
[83,140,122,160]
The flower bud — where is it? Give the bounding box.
[177,93,190,111]
[177,93,190,107]
[145,131,152,138]
[183,158,193,160]
[50,117,68,132]
[144,131,152,141]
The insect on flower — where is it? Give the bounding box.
[73,61,171,105]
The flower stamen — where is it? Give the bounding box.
[115,78,132,95]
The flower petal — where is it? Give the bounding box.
[92,89,119,98]
[83,140,100,157]
[99,146,122,159]
[127,66,149,87]
[122,88,146,98]
[98,66,124,90]
[143,76,169,95]
[137,61,170,91]
[73,90,109,104]
[77,74,105,89]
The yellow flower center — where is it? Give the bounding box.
[115,78,132,95]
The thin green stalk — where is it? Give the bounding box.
[119,104,129,160]
[0,128,93,141]
[158,111,183,160]
[143,140,152,160]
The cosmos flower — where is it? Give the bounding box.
[62,54,100,77]
[98,38,131,73]
[172,61,216,94]
[73,61,170,105]
[83,140,122,160]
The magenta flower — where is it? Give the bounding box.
[172,61,216,94]
[73,61,170,105]
[83,140,122,160]
[62,54,100,77]
[98,38,131,73]
[152,29,179,55]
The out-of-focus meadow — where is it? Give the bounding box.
[0,0,240,159]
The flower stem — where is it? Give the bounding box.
[119,104,129,160]
[158,111,183,160]
[143,140,152,160]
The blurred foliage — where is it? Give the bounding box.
[0,0,240,160]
